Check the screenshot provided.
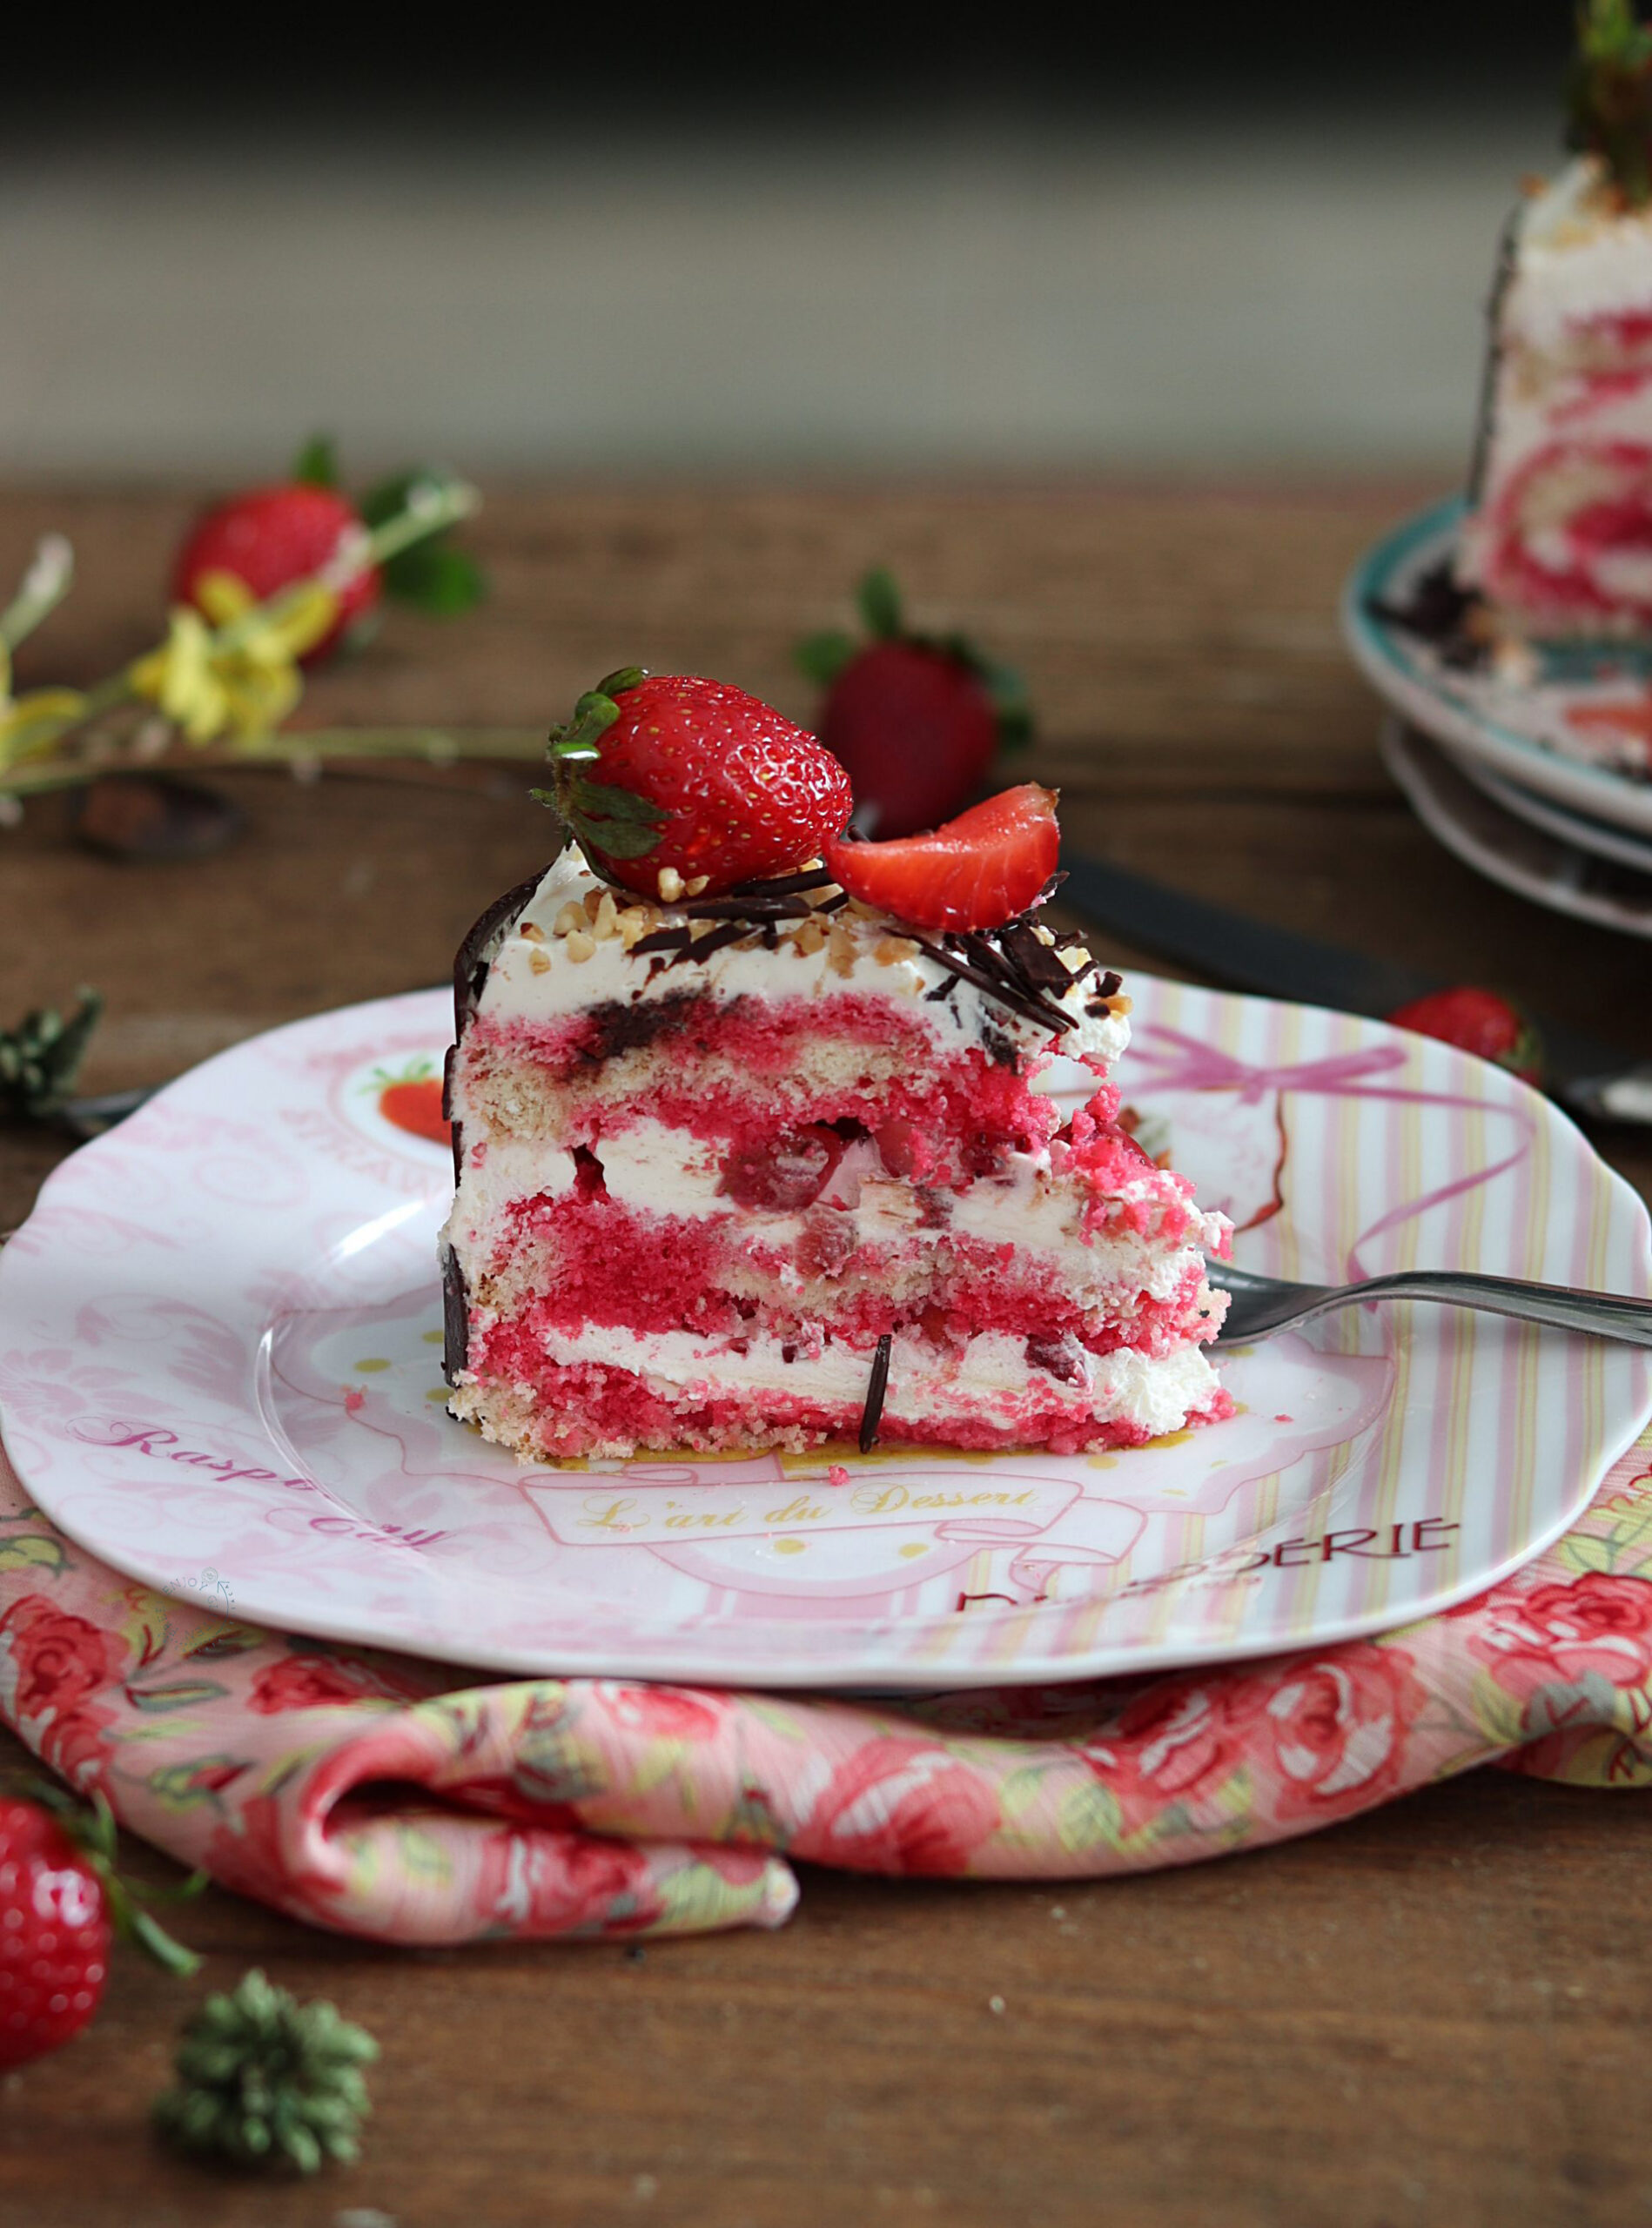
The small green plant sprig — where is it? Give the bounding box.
[0,990,103,1124]
[153,1968,379,2177]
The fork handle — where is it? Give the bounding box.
[1356,1272,1652,1349]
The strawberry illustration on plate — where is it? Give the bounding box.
[368,1058,450,1144]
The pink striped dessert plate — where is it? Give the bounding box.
[1,983,1647,1689]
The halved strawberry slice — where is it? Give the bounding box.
[823,783,1060,931]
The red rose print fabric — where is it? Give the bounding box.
[0,1433,1649,1945]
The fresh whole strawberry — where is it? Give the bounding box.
[1385,986,1544,1085]
[823,782,1060,932]
[169,434,486,668]
[540,670,853,899]
[0,1788,198,2069]
[797,568,1031,837]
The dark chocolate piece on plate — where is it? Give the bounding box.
[858,1332,893,1454]
[440,1241,470,1383]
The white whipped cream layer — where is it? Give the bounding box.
[447,1115,1218,1310]
[470,847,1130,1069]
[526,1320,1221,1438]
[1503,158,1652,354]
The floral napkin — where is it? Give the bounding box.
[1,1429,1649,1943]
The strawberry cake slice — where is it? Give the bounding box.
[440,670,1232,1461]
[1457,5,1652,638]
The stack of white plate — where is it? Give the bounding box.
[1344,499,1652,941]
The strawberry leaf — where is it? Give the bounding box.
[796,630,855,687]
[564,774,668,859]
[359,468,487,612]
[291,434,340,488]
[857,567,903,641]
[379,539,486,617]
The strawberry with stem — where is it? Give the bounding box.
[536,668,853,900]
[1,1783,200,2070]
[798,567,1031,837]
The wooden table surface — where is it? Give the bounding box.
[1,481,1649,2228]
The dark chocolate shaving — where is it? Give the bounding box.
[729,867,842,898]
[680,894,816,923]
[440,1242,469,1383]
[630,923,700,957]
[1097,969,1123,1000]
[906,930,1076,1037]
[677,920,751,963]
[997,918,1081,998]
[858,1333,893,1454]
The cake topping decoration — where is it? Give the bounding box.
[536,669,854,900]
[823,782,1061,932]
[1568,0,1652,208]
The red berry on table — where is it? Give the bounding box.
[798,568,1031,837]
[171,483,379,664]
[0,1797,110,2069]
[823,782,1061,932]
[1385,987,1544,1084]
[541,671,854,899]
[0,1789,198,2070]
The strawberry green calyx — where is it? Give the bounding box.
[536,667,667,868]
[1569,0,1652,206]
[797,567,1032,752]
[30,1782,202,1977]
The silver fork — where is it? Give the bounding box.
[1207,1260,1652,1349]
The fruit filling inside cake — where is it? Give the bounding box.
[440,670,1232,1461]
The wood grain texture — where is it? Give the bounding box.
[0,481,1648,2227]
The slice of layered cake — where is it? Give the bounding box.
[441,670,1231,1460]
[1457,3,1652,637]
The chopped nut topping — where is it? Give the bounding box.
[553,901,587,937]
[1031,923,1056,948]
[565,929,596,964]
[582,888,604,923]
[828,921,857,977]
[657,866,685,903]
[875,935,919,965]
[519,920,546,943]
[685,875,710,896]
[592,891,619,942]
[528,947,553,976]
[791,915,829,956]
[617,906,653,951]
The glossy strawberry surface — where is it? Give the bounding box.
[0,1799,110,2069]
[171,483,380,661]
[823,783,1060,932]
[552,674,853,899]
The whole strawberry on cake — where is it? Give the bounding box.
[440,669,1232,1460]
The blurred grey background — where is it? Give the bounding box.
[0,13,1570,479]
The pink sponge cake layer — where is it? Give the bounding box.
[441,851,1232,1460]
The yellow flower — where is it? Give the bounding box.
[0,643,86,771]
[129,570,339,748]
